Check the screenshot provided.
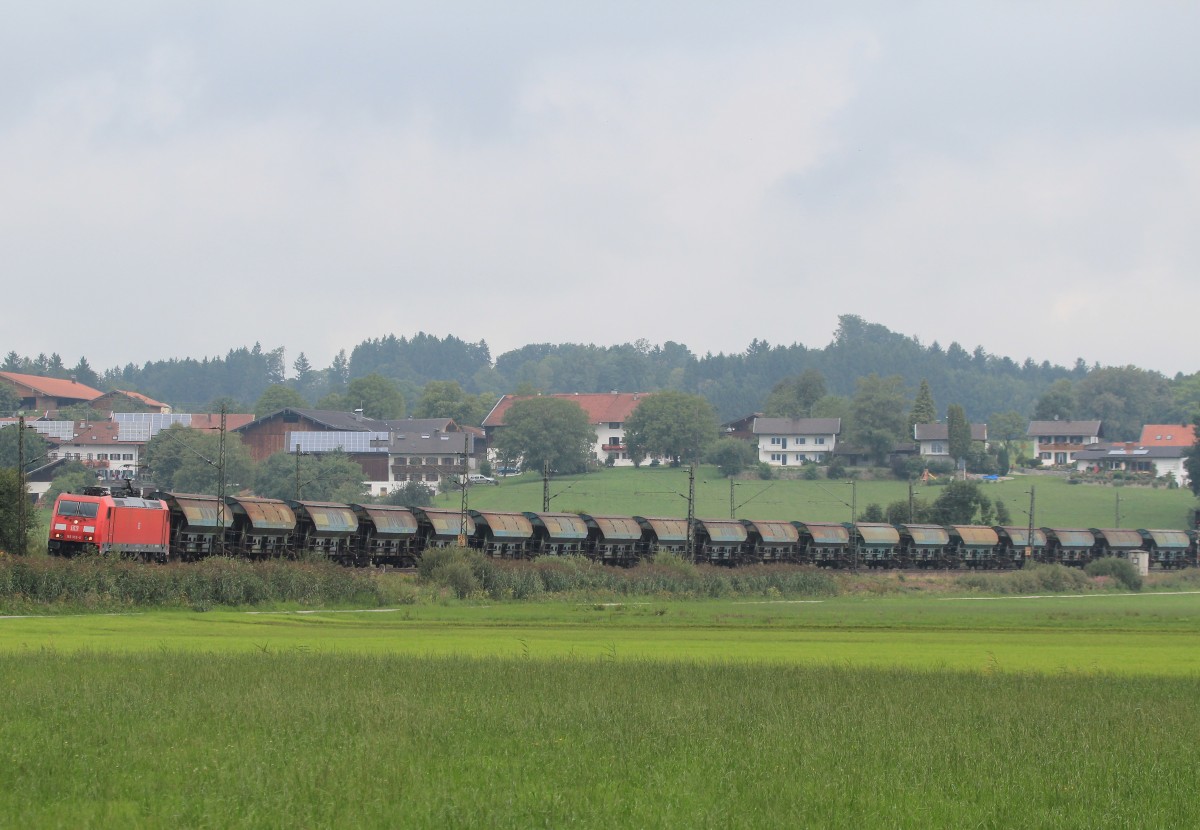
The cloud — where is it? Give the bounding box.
[1,3,1198,379]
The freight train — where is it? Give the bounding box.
[46,485,1199,571]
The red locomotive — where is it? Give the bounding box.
[47,485,171,561]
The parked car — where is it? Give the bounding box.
[467,473,497,486]
[496,466,522,477]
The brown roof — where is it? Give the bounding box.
[51,421,133,448]
[913,423,988,441]
[1138,424,1196,447]
[1027,420,1102,438]
[0,371,103,402]
[93,389,171,410]
[189,413,256,431]
[483,392,650,427]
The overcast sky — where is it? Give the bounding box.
[4,3,1198,378]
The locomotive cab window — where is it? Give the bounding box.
[57,500,99,518]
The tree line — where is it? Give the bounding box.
[5,315,1200,439]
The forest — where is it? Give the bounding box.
[4,315,1198,442]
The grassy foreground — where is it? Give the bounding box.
[6,595,1200,827]
[3,652,1198,828]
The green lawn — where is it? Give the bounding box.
[6,596,1200,827]
[5,593,1200,675]
[440,465,1196,530]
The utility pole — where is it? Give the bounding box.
[1025,486,1036,563]
[1115,491,1121,528]
[730,479,735,519]
[685,463,695,561]
[294,443,302,500]
[16,415,26,556]
[217,405,227,554]
[457,472,469,547]
[542,461,550,512]
[908,480,915,522]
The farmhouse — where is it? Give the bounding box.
[482,392,650,466]
[912,422,988,458]
[1027,419,1103,466]
[751,417,841,466]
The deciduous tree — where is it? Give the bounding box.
[848,374,908,464]
[254,450,366,502]
[492,397,595,475]
[624,391,718,465]
[414,381,494,426]
[254,384,308,418]
[763,369,826,419]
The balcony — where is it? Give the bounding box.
[602,444,626,452]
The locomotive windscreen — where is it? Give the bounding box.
[57,500,99,519]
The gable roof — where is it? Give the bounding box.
[0,371,103,402]
[91,389,172,411]
[483,393,649,427]
[913,423,988,441]
[752,417,842,436]
[1027,420,1102,437]
[49,420,137,448]
[1138,424,1196,447]
[235,408,458,438]
[188,413,256,432]
[1074,443,1187,461]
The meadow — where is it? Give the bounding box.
[437,465,1196,530]
[4,595,1200,828]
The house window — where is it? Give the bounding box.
[931,442,945,454]
[816,437,825,445]
[441,457,455,465]
[797,437,806,445]
[425,473,438,482]
[770,453,782,462]
[98,453,108,460]
[394,458,407,465]
[1040,452,1051,460]
[609,422,621,429]
[610,435,621,445]
[771,437,781,445]
[123,454,134,461]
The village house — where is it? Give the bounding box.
[912,422,988,458]
[482,392,650,466]
[751,417,841,466]
[1026,419,1103,466]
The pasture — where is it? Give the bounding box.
[4,594,1200,827]
[440,465,1196,530]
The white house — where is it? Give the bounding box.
[752,417,841,466]
[1073,443,1190,487]
[913,422,988,458]
[483,392,651,466]
[1027,420,1103,466]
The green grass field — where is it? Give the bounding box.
[4,595,1200,827]
[441,466,1196,530]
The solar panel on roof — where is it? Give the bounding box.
[114,412,193,442]
[25,421,77,441]
[287,431,389,453]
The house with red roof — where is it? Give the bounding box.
[89,389,173,414]
[482,392,651,466]
[1138,424,1196,447]
[0,371,104,412]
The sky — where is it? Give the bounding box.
[4,3,1198,378]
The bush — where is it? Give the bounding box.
[0,555,385,611]
[1085,557,1143,591]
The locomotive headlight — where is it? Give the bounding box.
[54,523,66,531]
